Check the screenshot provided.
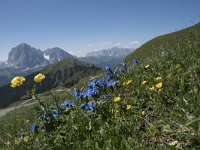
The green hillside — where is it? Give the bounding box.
[0,23,200,149]
[0,58,101,108]
[125,22,200,64]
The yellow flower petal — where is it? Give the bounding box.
[10,76,26,88]
[23,136,29,142]
[115,109,120,113]
[149,86,155,91]
[125,80,132,85]
[144,65,150,69]
[141,111,146,116]
[114,96,121,102]
[34,73,45,83]
[154,77,162,81]
[156,82,162,89]
[142,80,147,85]
[126,105,132,110]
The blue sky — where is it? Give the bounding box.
[0,0,199,60]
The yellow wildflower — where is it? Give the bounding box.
[144,64,150,69]
[10,76,26,88]
[141,111,146,116]
[34,73,45,83]
[149,86,155,91]
[114,96,121,102]
[115,109,120,113]
[125,80,133,86]
[23,136,29,142]
[156,82,162,89]
[126,105,132,110]
[154,77,162,81]
[15,140,20,145]
[19,136,29,142]
[123,80,133,86]
[142,80,147,85]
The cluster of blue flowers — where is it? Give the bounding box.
[18,59,138,138]
[80,101,96,111]
[133,56,139,65]
[72,63,128,101]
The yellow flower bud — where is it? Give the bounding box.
[149,86,155,91]
[141,80,147,85]
[115,109,120,113]
[141,111,146,116]
[114,96,121,102]
[34,73,45,83]
[10,76,26,88]
[154,77,162,81]
[144,64,150,69]
[126,80,133,85]
[156,82,162,89]
[126,104,132,110]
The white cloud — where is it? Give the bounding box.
[128,40,140,45]
[115,43,121,46]
[100,41,112,45]
[105,41,112,45]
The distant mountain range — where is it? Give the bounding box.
[79,47,134,67]
[86,47,133,57]
[7,43,74,69]
[1,43,133,69]
[0,43,133,87]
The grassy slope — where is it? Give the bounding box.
[125,23,200,64]
[0,24,200,149]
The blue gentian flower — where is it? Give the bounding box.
[97,79,106,87]
[105,72,114,80]
[106,80,117,87]
[52,110,59,118]
[20,132,28,137]
[105,65,111,71]
[31,124,39,132]
[114,67,124,74]
[72,88,81,98]
[61,100,75,107]
[133,56,139,65]
[121,62,126,67]
[87,88,99,96]
[88,79,97,88]
[80,91,88,99]
[80,101,96,111]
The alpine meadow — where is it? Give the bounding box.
[0,1,200,150]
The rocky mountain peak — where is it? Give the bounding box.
[44,47,74,63]
[7,43,49,69]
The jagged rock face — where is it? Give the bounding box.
[86,47,134,57]
[44,47,74,63]
[7,43,49,68]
